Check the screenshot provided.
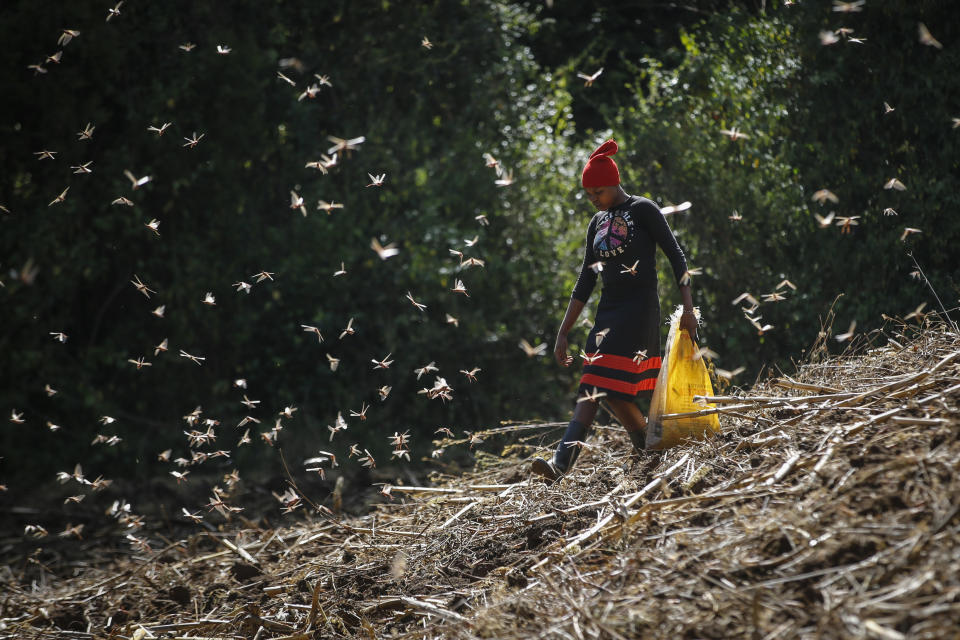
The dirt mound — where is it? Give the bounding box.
[3,318,959,639]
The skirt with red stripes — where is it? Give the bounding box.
[578,287,661,401]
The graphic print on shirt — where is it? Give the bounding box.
[594,209,635,259]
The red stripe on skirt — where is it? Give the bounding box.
[580,373,657,395]
[583,353,662,374]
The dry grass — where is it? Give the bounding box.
[3,317,959,639]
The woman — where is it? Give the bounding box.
[531,139,698,481]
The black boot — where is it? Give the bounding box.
[531,420,590,481]
[553,419,590,472]
[530,457,560,482]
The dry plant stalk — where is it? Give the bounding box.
[3,317,960,639]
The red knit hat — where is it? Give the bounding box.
[581,139,620,188]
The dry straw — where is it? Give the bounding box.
[3,316,959,639]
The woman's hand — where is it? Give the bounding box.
[554,333,574,367]
[680,310,699,343]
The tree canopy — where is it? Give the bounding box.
[1,0,958,507]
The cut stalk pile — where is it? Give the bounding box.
[3,319,959,639]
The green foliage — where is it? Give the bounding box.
[2,0,959,508]
[549,4,960,379]
[610,10,811,375]
[0,0,581,488]
[785,1,960,329]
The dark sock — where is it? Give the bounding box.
[552,419,590,472]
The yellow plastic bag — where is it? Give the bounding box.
[646,307,721,450]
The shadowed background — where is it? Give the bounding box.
[1,0,957,514]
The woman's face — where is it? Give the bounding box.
[584,186,619,211]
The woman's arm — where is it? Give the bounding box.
[640,201,688,286]
[638,200,699,339]
[679,284,698,340]
[558,217,597,366]
[554,298,585,367]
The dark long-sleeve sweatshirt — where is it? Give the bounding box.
[571,195,688,303]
